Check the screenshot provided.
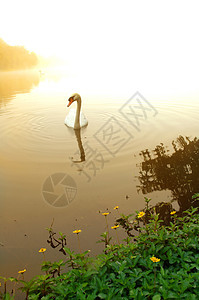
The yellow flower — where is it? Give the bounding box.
[39,248,46,253]
[114,206,119,210]
[18,269,26,274]
[150,256,160,263]
[137,211,145,218]
[73,229,82,234]
[102,212,109,216]
[111,225,119,229]
[170,211,176,215]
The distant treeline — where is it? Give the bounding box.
[0,38,38,71]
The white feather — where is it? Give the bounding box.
[64,108,88,128]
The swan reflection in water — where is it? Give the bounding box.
[72,128,86,163]
[65,93,88,163]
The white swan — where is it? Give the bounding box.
[64,93,88,129]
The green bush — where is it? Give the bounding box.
[1,199,199,299]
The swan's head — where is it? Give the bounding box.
[67,93,81,107]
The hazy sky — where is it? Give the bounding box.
[1,0,199,99]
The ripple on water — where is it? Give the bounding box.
[1,110,69,156]
[1,99,199,160]
[93,102,199,161]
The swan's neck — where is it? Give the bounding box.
[74,98,81,129]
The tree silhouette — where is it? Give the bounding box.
[137,136,199,212]
[0,38,38,71]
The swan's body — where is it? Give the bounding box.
[64,93,88,129]
[65,108,88,128]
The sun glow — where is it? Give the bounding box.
[1,0,199,99]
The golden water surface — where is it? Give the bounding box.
[1,69,199,281]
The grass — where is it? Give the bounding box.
[0,196,199,299]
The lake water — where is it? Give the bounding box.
[1,69,199,283]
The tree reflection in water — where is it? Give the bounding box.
[0,71,40,107]
[137,135,199,213]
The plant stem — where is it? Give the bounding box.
[105,216,109,240]
[154,266,156,293]
[70,255,75,269]
[116,230,120,244]
[77,234,81,253]
[4,281,6,294]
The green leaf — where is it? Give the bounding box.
[99,266,107,276]
[3,294,15,300]
[63,247,73,255]
[167,291,179,298]
[160,265,165,277]
[97,293,107,299]
[152,295,161,300]
[187,294,198,300]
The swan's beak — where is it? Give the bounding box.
[67,97,74,107]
